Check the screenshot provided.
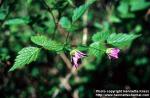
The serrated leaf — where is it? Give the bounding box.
[72,3,89,22]
[9,47,40,71]
[107,33,140,48]
[4,18,29,25]
[72,0,96,22]
[92,32,109,42]
[88,42,106,58]
[31,35,48,46]
[31,35,63,51]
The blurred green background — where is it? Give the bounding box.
[0,0,150,98]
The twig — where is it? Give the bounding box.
[59,53,72,70]
[52,67,77,98]
[40,0,57,39]
[63,31,70,49]
[65,31,70,44]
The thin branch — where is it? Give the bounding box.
[65,31,70,45]
[52,67,77,98]
[60,53,72,70]
[40,0,57,39]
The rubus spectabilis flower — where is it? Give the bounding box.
[106,48,120,59]
[70,49,86,68]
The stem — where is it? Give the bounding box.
[65,32,70,44]
[41,0,57,39]
[62,31,70,50]
[60,53,72,70]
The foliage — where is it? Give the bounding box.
[59,17,72,31]
[9,47,40,71]
[107,33,140,48]
[88,42,106,58]
[0,0,150,98]
[72,2,89,22]
[4,18,30,25]
[31,35,64,51]
[92,32,110,42]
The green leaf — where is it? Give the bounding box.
[4,18,29,25]
[72,3,89,22]
[0,11,6,20]
[59,17,80,31]
[71,0,96,22]
[27,0,32,4]
[120,13,135,18]
[77,45,88,51]
[130,0,150,11]
[59,17,71,30]
[86,0,96,5]
[117,0,135,18]
[92,32,109,42]
[67,0,74,6]
[31,35,63,51]
[88,42,106,58]
[9,47,40,71]
[117,1,129,15]
[107,33,140,48]
[109,15,121,23]
[134,24,142,33]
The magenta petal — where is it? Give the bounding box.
[74,51,86,59]
[70,50,87,68]
[77,51,86,56]
[72,57,78,65]
[110,53,118,58]
[106,48,120,59]
[113,48,120,53]
[76,53,85,58]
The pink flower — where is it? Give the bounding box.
[106,48,120,59]
[70,49,86,68]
